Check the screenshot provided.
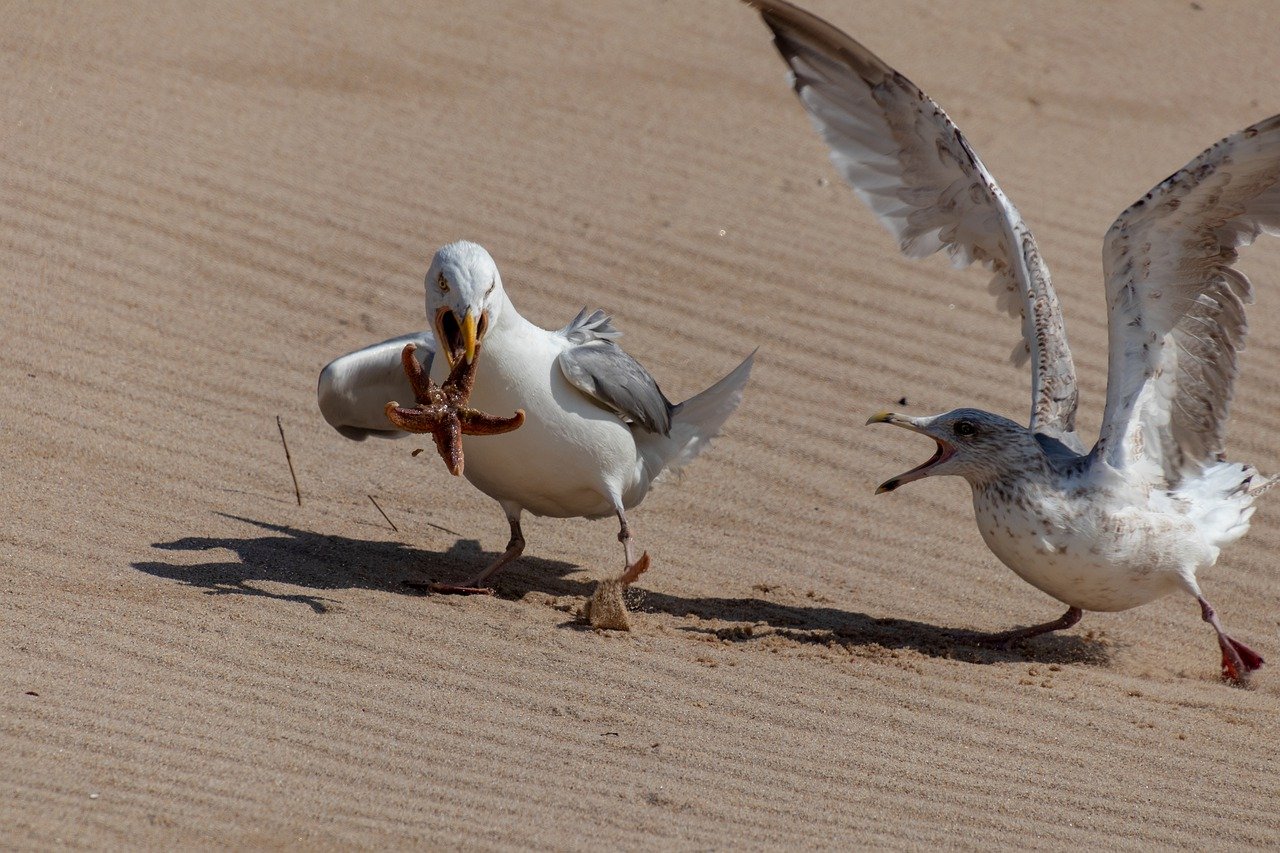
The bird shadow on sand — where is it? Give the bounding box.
[620,589,1112,667]
[130,513,583,614]
[132,514,1109,666]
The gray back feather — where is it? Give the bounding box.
[557,308,672,435]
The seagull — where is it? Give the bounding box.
[746,0,1280,681]
[318,241,754,595]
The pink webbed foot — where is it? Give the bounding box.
[404,515,524,598]
[968,606,1083,649]
[401,579,495,596]
[1200,594,1264,684]
[1218,635,1264,684]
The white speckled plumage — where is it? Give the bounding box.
[749,0,1280,681]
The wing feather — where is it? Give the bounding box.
[558,341,674,436]
[745,0,1080,447]
[555,309,673,435]
[317,332,435,440]
[1095,114,1280,483]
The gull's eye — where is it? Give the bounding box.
[437,272,450,293]
[954,420,977,437]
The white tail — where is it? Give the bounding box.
[1180,461,1262,549]
[640,350,756,482]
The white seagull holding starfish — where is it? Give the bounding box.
[319,241,754,594]
[747,0,1280,681]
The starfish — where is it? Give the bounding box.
[384,343,525,478]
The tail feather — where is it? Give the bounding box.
[638,350,755,482]
[1179,461,1263,548]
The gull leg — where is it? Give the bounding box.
[615,509,650,585]
[1198,595,1264,684]
[579,508,651,631]
[415,507,524,596]
[972,606,1083,648]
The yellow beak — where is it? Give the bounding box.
[462,309,478,365]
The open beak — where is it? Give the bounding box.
[865,412,954,494]
[461,309,478,365]
[435,307,488,368]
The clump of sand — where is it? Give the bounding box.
[581,553,651,630]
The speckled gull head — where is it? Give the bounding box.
[424,241,507,368]
[866,409,1046,493]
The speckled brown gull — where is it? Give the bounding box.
[746,0,1280,682]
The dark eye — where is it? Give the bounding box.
[437,272,450,293]
[954,420,977,437]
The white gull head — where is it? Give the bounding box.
[424,240,508,368]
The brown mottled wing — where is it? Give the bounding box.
[1095,114,1280,484]
[744,0,1080,448]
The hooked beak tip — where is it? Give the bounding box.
[866,411,893,426]
[875,479,899,495]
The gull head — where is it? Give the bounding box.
[866,408,1041,493]
[425,241,507,367]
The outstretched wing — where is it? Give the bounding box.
[745,0,1080,448]
[1094,114,1280,484]
[556,308,673,435]
[317,332,435,440]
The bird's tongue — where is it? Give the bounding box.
[877,439,953,493]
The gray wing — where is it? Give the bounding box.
[556,308,673,435]
[1094,114,1280,485]
[317,332,435,440]
[746,0,1081,449]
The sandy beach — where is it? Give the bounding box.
[4,0,1280,847]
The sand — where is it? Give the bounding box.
[5,0,1280,848]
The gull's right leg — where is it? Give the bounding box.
[972,606,1083,648]
[414,504,524,596]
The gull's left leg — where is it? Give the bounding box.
[614,507,650,584]
[1198,594,1264,684]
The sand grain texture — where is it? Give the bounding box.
[4,1,1280,848]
